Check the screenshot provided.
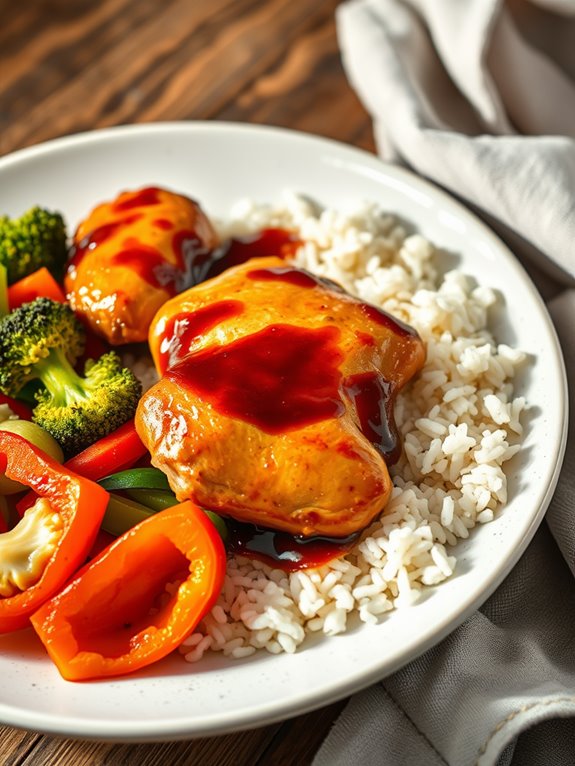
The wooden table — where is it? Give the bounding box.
[0,1,375,763]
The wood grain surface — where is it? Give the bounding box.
[0,0,374,764]
[0,0,375,158]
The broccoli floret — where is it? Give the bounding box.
[0,298,84,396]
[33,352,142,456]
[0,206,68,284]
[0,298,141,456]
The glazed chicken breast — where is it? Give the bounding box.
[137,256,425,538]
[65,186,218,345]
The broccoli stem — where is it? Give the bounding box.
[33,347,90,407]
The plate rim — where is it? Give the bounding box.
[0,121,568,740]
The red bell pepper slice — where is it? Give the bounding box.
[17,419,147,516]
[7,267,66,309]
[64,419,147,481]
[31,501,226,681]
[0,392,32,421]
[0,432,109,633]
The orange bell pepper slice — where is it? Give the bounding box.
[7,267,66,309]
[30,501,226,681]
[0,432,109,633]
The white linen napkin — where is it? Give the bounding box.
[335,0,575,283]
[313,2,575,764]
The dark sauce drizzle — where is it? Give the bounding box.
[343,371,399,463]
[158,300,244,374]
[202,228,302,281]
[112,186,162,211]
[167,324,345,434]
[68,215,143,273]
[246,265,343,292]
[228,521,359,571]
[247,266,319,289]
[112,242,185,293]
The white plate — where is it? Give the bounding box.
[0,123,567,740]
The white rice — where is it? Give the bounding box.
[170,192,526,662]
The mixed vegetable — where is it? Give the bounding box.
[31,501,225,681]
[0,207,67,284]
[0,431,108,632]
[0,197,228,681]
[0,297,142,456]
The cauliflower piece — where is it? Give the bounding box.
[0,498,63,597]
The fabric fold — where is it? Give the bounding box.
[314,525,575,766]
[318,1,575,763]
[336,0,575,279]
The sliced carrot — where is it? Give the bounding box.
[8,267,66,309]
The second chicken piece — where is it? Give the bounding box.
[65,186,218,345]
